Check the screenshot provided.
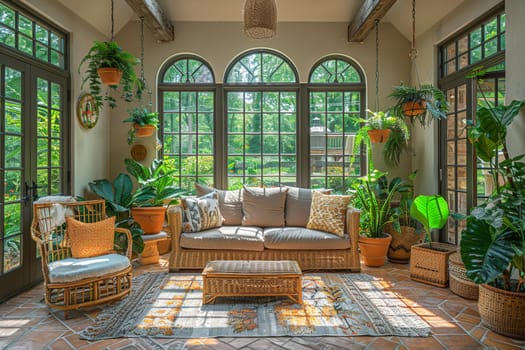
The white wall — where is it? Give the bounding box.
[21,0,112,197]
[111,21,412,181]
[410,0,502,195]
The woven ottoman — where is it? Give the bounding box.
[202,260,303,304]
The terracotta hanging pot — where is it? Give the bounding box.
[97,67,123,85]
[402,99,427,117]
[134,124,156,137]
[132,207,166,234]
[358,234,392,267]
[367,129,391,143]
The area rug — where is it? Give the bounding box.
[80,272,430,340]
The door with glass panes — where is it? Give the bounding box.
[0,54,68,301]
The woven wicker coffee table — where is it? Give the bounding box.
[202,260,303,304]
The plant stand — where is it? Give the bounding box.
[410,242,456,287]
[139,231,168,265]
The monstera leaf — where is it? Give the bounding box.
[460,216,520,285]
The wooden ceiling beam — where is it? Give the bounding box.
[348,0,397,42]
[125,0,174,42]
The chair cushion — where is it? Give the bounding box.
[66,216,115,258]
[263,227,351,250]
[180,226,264,251]
[241,186,288,227]
[285,187,331,227]
[181,192,223,232]
[195,183,243,226]
[47,253,130,284]
[306,192,351,237]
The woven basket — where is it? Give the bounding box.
[479,283,525,339]
[449,252,478,300]
[410,242,456,287]
[386,224,424,264]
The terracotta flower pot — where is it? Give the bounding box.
[97,67,123,85]
[367,129,391,143]
[478,283,525,339]
[386,224,424,264]
[402,100,427,117]
[358,234,392,267]
[132,206,166,234]
[134,124,156,137]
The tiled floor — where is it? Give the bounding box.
[1,256,525,350]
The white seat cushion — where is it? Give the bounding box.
[47,254,130,284]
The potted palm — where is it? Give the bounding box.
[350,170,405,267]
[123,106,159,144]
[389,83,448,128]
[409,195,456,287]
[78,40,143,111]
[125,158,184,234]
[460,99,525,339]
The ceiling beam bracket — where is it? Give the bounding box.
[347,0,397,42]
[125,0,174,42]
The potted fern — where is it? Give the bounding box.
[123,106,159,144]
[79,40,143,110]
[389,83,448,128]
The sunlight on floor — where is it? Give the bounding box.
[0,318,32,336]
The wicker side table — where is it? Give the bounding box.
[202,260,303,304]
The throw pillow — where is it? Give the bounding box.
[66,216,115,258]
[181,191,223,233]
[195,183,243,225]
[306,192,351,237]
[284,187,331,227]
[241,186,288,227]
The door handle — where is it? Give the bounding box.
[24,181,40,201]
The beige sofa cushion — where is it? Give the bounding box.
[263,227,351,250]
[180,226,264,251]
[285,187,331,227]
[306,192,351,237]
[195,183,243,225]
[241,187,288,227]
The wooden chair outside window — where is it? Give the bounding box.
[31,199,132,318]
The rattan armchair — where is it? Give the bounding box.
[31,199,132,319]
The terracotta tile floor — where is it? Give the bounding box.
[1,256,525,350]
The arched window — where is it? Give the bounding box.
[159,56,215,194]
[224,50,299,188]
[308,56,365,193]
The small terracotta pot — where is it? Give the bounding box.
[367,129,391,143]
[97,67,123,85]
[134,124,156,137]
[358,234,392,267]
[132,206,166,234]
[402,100,427,117]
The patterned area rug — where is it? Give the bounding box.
[81,272,430,340]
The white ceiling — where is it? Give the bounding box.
[56,0,465,41]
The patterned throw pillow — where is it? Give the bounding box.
[67,216,115,258]
[181,192,223,233]
[306,192,351,237]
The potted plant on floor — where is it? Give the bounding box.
[460,99,525,339]
[409,195,456,287]
[125,158,184,234]
[389,83,448,128]
[123,106,159,145]
[79,40,143,111]
[350,170,405,267]
[386,171,424,263]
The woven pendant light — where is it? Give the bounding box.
[244,0,277,39]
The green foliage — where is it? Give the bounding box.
[125,158,184,207]
[78,40,143,110]
[88,174,145,255]
[410,195,449,248]
[389,171,418,230]
[123,106,159,145]
[350,170,406,238]
[389,83,448,128]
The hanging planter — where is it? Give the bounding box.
[134,124,156,137]
[123,107,159,144]
[367,129,391,143]
[97,67,123,85]
[402,99,427,117]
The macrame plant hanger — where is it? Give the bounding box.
[374,19,380,113]
[408,0,421,89]
[110,0,115,42]
[139,16,153,110]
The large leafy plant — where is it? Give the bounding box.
[89,174,145,255]
[409,195,449,249]
[350,170,406,238]
[125,158,184,207]
[78,40,143,110]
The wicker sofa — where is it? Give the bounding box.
[168,185,361,272]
